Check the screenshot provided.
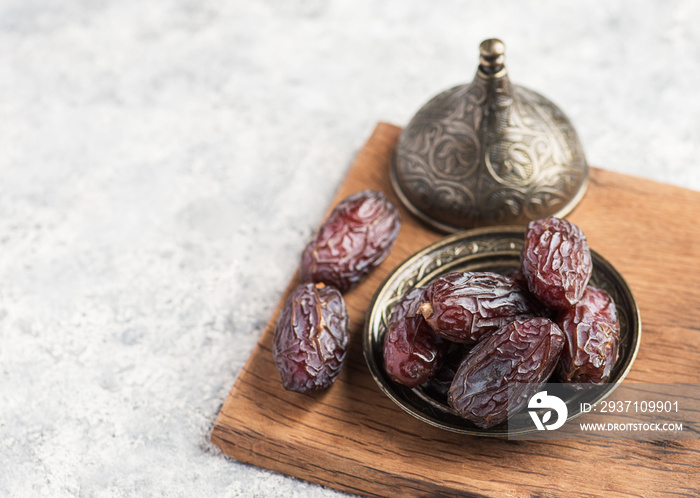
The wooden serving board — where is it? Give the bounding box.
[211,123,700,497]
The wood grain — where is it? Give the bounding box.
[211,123,700,497]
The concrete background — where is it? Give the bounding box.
[1,1,699,496]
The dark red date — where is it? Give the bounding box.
[521,217,592,309]
[418,271,544,344]
[556,286,620,385]
[383,287,448,388]
[300,190,401,292]
[272,282,349,393]
[447,317,565,428]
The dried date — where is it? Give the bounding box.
[383,287,448,388]
[418,271,544,344]
[521,217,592,310]
[447,317,565,428]
[272,282,349,393]
[300,190,401,292]
[556,286,620,385]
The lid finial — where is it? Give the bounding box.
[478,38,506,77]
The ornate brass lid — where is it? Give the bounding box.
[391,39,589,232]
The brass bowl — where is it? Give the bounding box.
[363,226,641,436]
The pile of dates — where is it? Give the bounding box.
[273,190,401,394]
[383,217,621,428]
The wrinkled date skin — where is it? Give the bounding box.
[300,190,401,292]
[447,317,565,428]
[273,282,349,393]
[556,286,620,385]
[418,271,544,344]
[521,217,593,310]
[383,288,448,388]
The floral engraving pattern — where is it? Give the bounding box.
[393,74,588,230]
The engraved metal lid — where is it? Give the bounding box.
[391,39,589,232]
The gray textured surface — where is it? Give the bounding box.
[1,1,699,496]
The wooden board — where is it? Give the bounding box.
[211,123,700,497]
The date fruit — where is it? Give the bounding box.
[556,286,620,385]
[447,317,565,428]
[301,190,401,293]
[521,217,592,310]
[273,282,349,393]
[418,271,544,344]
[383,287,448,388]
